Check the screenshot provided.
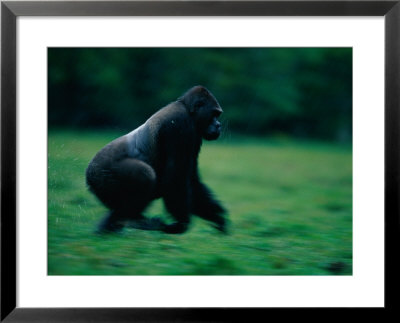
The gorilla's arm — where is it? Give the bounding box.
[158,123,194,234]
[190,169,227,232]
[161,157,191,233]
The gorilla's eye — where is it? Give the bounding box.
[194,100,205,109]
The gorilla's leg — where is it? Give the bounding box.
[94,158,166,233]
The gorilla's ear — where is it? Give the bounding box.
[179,86,209,114]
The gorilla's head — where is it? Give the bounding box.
[180,85,223,141]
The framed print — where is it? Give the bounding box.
[1,0,399,321]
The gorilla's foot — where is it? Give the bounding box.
[128,216,166,231]
[162,221,189,234]
[95,211,125,234]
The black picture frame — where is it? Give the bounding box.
[1,0,399,321]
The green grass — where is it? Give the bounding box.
[48,129,352,275]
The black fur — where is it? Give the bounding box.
[86,86,227,234]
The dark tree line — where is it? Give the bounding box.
[48,48,352,141]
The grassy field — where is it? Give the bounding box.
[48,130,352,275]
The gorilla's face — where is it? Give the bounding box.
[203,111,222,141]
[181,85,223,141]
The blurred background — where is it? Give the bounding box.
[48,48,352,275]
[49,48,352,142]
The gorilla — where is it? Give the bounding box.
[86,86,227,234]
